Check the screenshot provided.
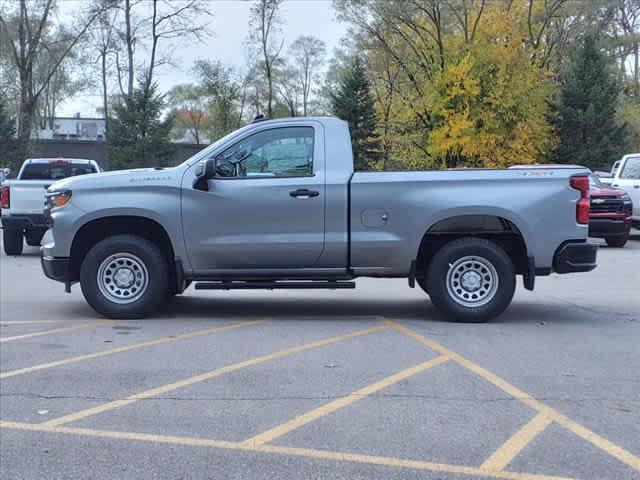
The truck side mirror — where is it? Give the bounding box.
[193,159,215,191]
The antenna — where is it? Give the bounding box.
[251,114,268,124]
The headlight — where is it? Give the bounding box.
[621,194,632,202]
[46,189,72,209]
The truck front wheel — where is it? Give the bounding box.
[605,235,628,248]
[80,235,169,319]
[25,229,45,246]
[3,229,23,255]
[425,237,516,323]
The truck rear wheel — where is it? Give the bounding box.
[3,229,23,255]
[425,237,516,323]
[80,234,169,319]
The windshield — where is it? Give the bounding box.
[20,162,97,180]
[620,156,640,179]
[589,174,603,188]
[182,123,257,166]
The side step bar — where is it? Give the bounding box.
[194,281,356,290]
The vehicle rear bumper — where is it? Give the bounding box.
[553,241,598,274]
[588,218,632,238]
[41,254,70,283]
[1,213,49,230]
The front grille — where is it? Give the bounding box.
[590,197,624,213]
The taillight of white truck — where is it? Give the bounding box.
[570,175,590,224]
[0,185,9,209]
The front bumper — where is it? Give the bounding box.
[553,241,598,274]
[1,214,49,230]
[588,218,631,238]
[41,254,70,283]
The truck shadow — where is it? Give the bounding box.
[157,295,611,326]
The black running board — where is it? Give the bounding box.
[194,281,356,290]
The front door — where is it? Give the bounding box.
[614,156,640,219]
[181,125,325,273]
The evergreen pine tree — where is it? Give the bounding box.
[330,56,381,170]
[555,34,627,169]
[107,80,175,170]
[0,94,21,171]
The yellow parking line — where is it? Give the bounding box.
[242,355,450,447]
[385,319,640,473]
[255,444,575,480]
[0,421,578,480]
[0,321,114,343]
[40,323,388,428]
[1,320,62,325]
[481,412,553,472]
[0,320,265,379]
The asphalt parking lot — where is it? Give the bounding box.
[1,234,639,480]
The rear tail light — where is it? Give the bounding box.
[0,185,9,209]
[570,175,590,224]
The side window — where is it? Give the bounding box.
[215,127,314,178]
[620,157,640,180]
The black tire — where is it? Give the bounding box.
[417,276,429,295]
[80,234,169,319]
[605,235,628,248]
[25,229,45,247]
[3,229,23,255]
[425,237,516,323]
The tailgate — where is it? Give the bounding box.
[8,181,51,214]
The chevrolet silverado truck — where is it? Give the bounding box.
[41,117,597,322]
[1,158,100,255]
[588,174,633,247]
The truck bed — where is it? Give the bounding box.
[349,167,590,275]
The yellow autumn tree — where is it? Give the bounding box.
[356,1,559,169]
[428,7,557,168]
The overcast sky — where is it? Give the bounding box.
[58,0,348,116]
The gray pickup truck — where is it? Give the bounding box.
[41,117,597,322]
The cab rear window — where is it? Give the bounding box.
[20,162,97,180]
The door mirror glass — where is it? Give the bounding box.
[193,159,216,191]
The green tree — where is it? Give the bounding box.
[330,57,381,170]
[193,60,244,139]
[0,93,21,171]
[107,81,175,170]
[555,34,628,169]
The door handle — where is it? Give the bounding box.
[289,188,319,198]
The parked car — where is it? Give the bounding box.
[1,158,101,255]
[602,154,640,228]
[588,174,633,247]
[41,117,597,322]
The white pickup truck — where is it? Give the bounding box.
[1,158,101,255]
[604,155,640,227]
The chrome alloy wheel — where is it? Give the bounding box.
[445,255,499,308]
[97,253,149,304]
